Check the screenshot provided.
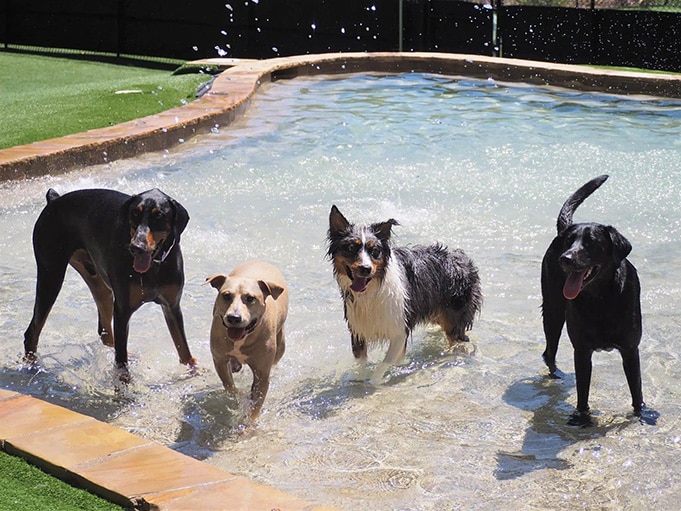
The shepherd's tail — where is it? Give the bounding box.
[556,174,609,234]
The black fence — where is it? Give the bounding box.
[1,0,680,71]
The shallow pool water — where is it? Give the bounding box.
[2,73,681,510]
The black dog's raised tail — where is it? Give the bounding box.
[556,175,609,235]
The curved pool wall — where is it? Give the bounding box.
[2,51,681,181]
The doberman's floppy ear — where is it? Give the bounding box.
[258,280,285,300]
[608,226,632,265]
[329,205,350,239]
[170,198,190,236]
[372,219,399,242]
[205,274,227,291]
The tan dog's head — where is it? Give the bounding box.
[206,274,285,342]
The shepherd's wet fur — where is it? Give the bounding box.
[327,205,482,383]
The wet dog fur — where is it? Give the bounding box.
[327,205,482,383]
[207,261,288,420]
[541,175,658,426]
[24,188,196,380]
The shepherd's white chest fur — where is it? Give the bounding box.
[341,260,408,343]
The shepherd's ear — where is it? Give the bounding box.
[372,219,399,241]
[329,205,350,238]
[608,226,632,265]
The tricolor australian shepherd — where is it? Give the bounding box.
[327,205,482,383]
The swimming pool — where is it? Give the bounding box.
[1,72,680,510]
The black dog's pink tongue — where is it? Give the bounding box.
[563,270,587,300]
[350,277,369,292]
[133,253,153,274]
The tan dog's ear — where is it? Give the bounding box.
[205,274,227,290]
[258,280,285,300]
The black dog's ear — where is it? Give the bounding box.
[608,226,632,265]
[329,205,350,238]
[372,219,399,242]
[170,198,190,235]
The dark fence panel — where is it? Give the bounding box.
[2,0,681,72]
[500,7,596,64]
[425,0,494,55]
[3,0,118,53]
[596,10,681,72]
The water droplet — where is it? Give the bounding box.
[225,3,233,10]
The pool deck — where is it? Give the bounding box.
[0,388,334,510]
[1,52,681,182]
[2,52,681,509]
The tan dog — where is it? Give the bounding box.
[206,261,288,420]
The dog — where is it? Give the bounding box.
[327,205,482,383]
[541,175,658,426]
[23,188,197,380]
[207,261,288,420]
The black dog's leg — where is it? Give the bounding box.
[23,259,69,362]
[541,268,565,377]
[620,347,659,425]
[161,303,195,366]
[541,302,564,377]
[569,348,594,426]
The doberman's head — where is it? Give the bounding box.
[124,189,189,274]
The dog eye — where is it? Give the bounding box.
[369,246,382,259]
[221,292,233,303]
[342,243,360,256]
[243,295,256,304]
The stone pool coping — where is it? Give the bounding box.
[1,51,681,508]
[1,51,681,182]
[0,388,335,510]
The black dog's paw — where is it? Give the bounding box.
[635,406,660,426]
[568,410,594,427]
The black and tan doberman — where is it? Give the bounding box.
[24,188,197,379]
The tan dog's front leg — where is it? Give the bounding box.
[249,367,271,420]
[212,353,238,393]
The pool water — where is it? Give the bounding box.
[1,73,681,510]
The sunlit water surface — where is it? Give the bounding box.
[2,73,681,510]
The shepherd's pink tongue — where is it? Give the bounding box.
[227,327,246,341]
[133,253,153,274]
[563,270,587,300]
[351,277,369,292]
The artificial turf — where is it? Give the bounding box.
[0,51,211,150]
[0,450,126,511]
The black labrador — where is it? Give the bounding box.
[541,175,658,426]
[23,188,197,379]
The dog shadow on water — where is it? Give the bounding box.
[495,373,638,481]
[173,387,250,459]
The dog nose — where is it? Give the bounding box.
[357,264,372,277]
[226,313,242,325]
[559,251,577,268]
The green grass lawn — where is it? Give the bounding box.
[0,450,126,511]
[0,51,212,150]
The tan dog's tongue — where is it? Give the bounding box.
[133,253,153,274]
[563,270,587,300]
[227,327,246,341]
